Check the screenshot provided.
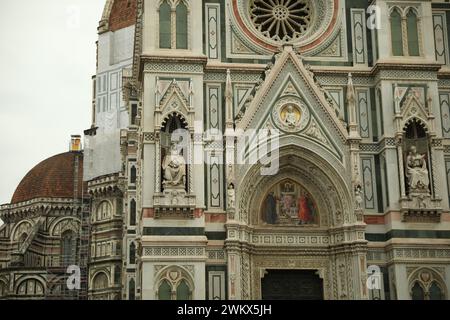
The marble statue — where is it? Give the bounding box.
[227,184,236,210]
[355,185,364,210]
[405,146,429,192]
[162,143,186,188]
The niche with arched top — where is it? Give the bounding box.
[403,119,431,195]
[160,113,189,192]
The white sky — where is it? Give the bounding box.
[0,0,104,208]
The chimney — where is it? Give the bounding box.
[70,135,82,152]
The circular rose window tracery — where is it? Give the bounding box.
[250,0,312,42]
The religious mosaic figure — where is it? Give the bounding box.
[262,180,318,225]
[405,146,429,193]
[264,192,278,224]
[162,142,186,188]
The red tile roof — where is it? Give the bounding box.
[11,152,84,204]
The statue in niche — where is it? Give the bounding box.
[227,184,236,210]
[405,146,429,193]
[354,185,364,210]
[162,142,186,189]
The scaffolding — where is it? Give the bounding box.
[45,151,91,300]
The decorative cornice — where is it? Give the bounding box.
[0,197,82,222]
[205,62,266,73]
[87,173,123,196]
[140,54,208,66]
[312,62,442,78]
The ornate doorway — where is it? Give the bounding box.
[261,270,324,300]
[226,147,367,300]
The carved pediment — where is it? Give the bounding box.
[158,81,191,122]
[400,92,429,129]
[236,46,348,151]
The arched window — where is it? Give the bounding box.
[129,242,136,265]
[96,201,112,221]
[129,278,136,300]
[391,9,403,56]
[176,280,190,300]
[407,10,420,56]
[130,165,137,184]
[409,269,447,300]
[130,199,136,226]
[429,282,444,300]
[61,230,77,267]
[156,267,193,300]
[159,1,172,49]
[158,280,172,300]
[93,272,109,290]
[176,1,188,49]
[411,282,425,300]
[16,279,44,296]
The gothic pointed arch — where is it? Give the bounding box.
[408,268,447,300]
[399,91,430,132]
[155,265,194,300]
[158,80,192,128]
[237,145,353,227]
[390,7,403,56]
[176,1,188,49]
[159,0,172,49]
[406,8,420,56]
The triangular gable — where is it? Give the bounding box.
[159,81,190,118]
[236,46,348,143]
[401,92,429,127]
[236,46,348,160]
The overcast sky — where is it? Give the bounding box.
[0,0,104,208]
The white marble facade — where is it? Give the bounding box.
[3,0,450,301]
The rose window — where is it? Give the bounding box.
[250,0,312,42]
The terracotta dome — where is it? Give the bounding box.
[11,152,84,204]
[108,0,137,32]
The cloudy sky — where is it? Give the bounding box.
[0,0,104,208]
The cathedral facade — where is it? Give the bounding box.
[2,0,450,300]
